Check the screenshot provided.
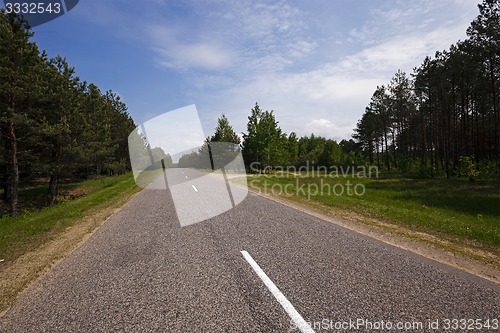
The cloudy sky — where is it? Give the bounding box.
[21,0,480,141]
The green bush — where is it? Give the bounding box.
[459,156,479,182]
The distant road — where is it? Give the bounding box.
[1,169,498,332]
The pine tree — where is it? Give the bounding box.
[0,11,41,214]
[210,114,241,144]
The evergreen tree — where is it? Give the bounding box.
[0,12,41,214]
[0,11,137,213]
[242,103,262,170]
[353,0,500,178]
[241,103,288,171]
[210,114,241,144]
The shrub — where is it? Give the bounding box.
[459,156,479,182]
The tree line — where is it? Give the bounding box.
[354,0,499,179]
[0,12,135,215]
[177,114,242,169]
[191,1,499,179]
[241,103,362,171]
[178,105,362,173]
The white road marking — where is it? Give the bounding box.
[240,251,315,333]
[192,185,198,192]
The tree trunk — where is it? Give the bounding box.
[6,122,19,215]
[47,142,62,204]
[384,129,390,171]
[490,58,499,166]
[47,173,60,204]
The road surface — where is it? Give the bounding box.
[0,169,498,332]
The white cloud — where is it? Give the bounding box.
[339,24,469,76]
[153,43,234,70]
[79,0,480,142]
[145,0,313,73]
[339,0,477,77]
[194,68,379,141]
[306,119,340,138]
[147,23,236,71]
[192,0,479,141]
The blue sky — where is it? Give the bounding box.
[12,0,481,141]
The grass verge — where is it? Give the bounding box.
[246,173,499,259]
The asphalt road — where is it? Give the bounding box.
[0,168,498,332]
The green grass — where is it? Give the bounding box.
[0,173,139,261]
[248,173,500,250]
